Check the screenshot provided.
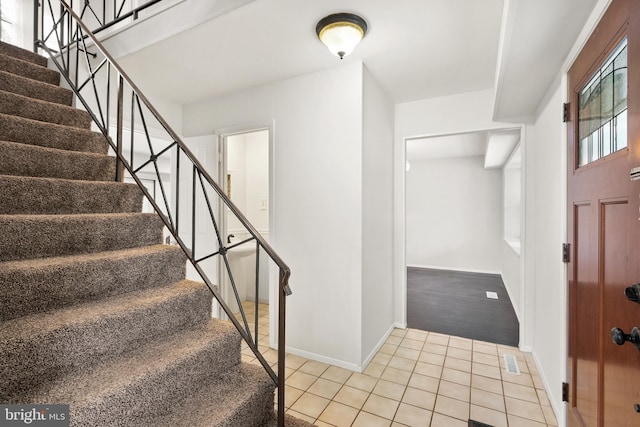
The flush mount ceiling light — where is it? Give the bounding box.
[316,12,368,59]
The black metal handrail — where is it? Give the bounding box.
[34,1,290,425]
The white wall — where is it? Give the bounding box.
[394,89,516,327]
[405,155,503,273]
[361,67,395,363]
[183,62,366,368]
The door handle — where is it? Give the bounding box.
[610,327,640,351]
[625,284,640,303]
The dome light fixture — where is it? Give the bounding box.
[316,12,368,59]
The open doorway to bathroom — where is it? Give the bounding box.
[218,128,273,353]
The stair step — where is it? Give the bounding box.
[0,113,108,154]
[154,363,274,427]
[19,320,239,426]
[0,69,72,105]
[1,280,213,402]
[0,90,92,129]
[0,52,60,85]
[0,41,48,67]
[0,140,115,181]
[0,175,143,215]
[0,245,187,321]
[0,212,164,261]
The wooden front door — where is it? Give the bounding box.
[567,0,640,426]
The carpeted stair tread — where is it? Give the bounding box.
[153,363,275,427]
[0,140,115,181]
[0,212,163,261]
[0,244,187,321]
[22,319,241,426]
[0,175,143,215]
[0,52,60,85]
[0,90,92,129]
[0,41,47,67]
[0,69,72,105]
[0,113,108,153]
[1,280,212,402]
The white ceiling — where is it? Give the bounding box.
[117,0,601,120]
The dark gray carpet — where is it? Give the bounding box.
[0,40,313,427]
[407,267,519,346]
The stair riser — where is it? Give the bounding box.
[0,41,48,67]
[0,213,164,261]
[0,246,187,321]
[217,385,274,427]
[71,335,242,427]
[0,140,116,181]
[0,53,60,85]
[0,90,92,129]
[0,70,72,105]
[0,113,108,154]
[0,285,213,401]
[0,176,144,215]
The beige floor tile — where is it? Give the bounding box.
[501,370,534,387]
[446,347,472,361]
[426,334,449,346]
[422,343,448,356]
[433,395,469,421]
[505,396,546,423]
[352,411,392,427]
[391,328,407,338]
[318,401,359,427]
[413,361,442,379]
[405,330,428,341]
[306,378,342,400]
[532,374,545,390]
[441,368,471,386]
[380,343,399,355]
[437,380,470,402]
[321,366,353,384]
[473,342,498,355]
[346,372,378,392]
[285,409,315,423]
[290,393,330,419]
[395,347,421,361]
[507,414,547,427]
[407,373,440,393]
[401,387,436,410]
[364,362,387,378]
[333,385,370,409]
[542,404,559,426]
[313,421,333,427]
[386,335,403,346]
[262,349,279,363]
[381,366,412,385]
[473,352,500,367]
[373,352,393,366]
[472,362,501,380]
[418,351,445,366]
[444,357,472,373]
[287,371,318,391]
[472,374,503,395]
[362,394,401,420]
[470,404,508,427]
[284,385,305,408]
[388,356,417,372]
[429,412,468,427]
[285,354,308,370]
[400,338,425,350]
[373,379,407,400]
[503,381,539,404]
[285,367,295,379]
[448,337,473,351]
[241,354,255,363]
[470,387,505,412]
[537,389,551,407]
[299,360,330,376]
[393,403,431,427]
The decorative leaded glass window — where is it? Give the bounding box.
[578,38,627,167]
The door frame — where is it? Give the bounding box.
[216,122,278,347]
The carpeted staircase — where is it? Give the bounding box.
[0,41,312,427]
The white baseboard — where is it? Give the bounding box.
[407,264,501,275]
[361,324,396,370]
[284,346,363,373]
[394,321,407,330]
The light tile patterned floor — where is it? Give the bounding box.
[239,302,558,427]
